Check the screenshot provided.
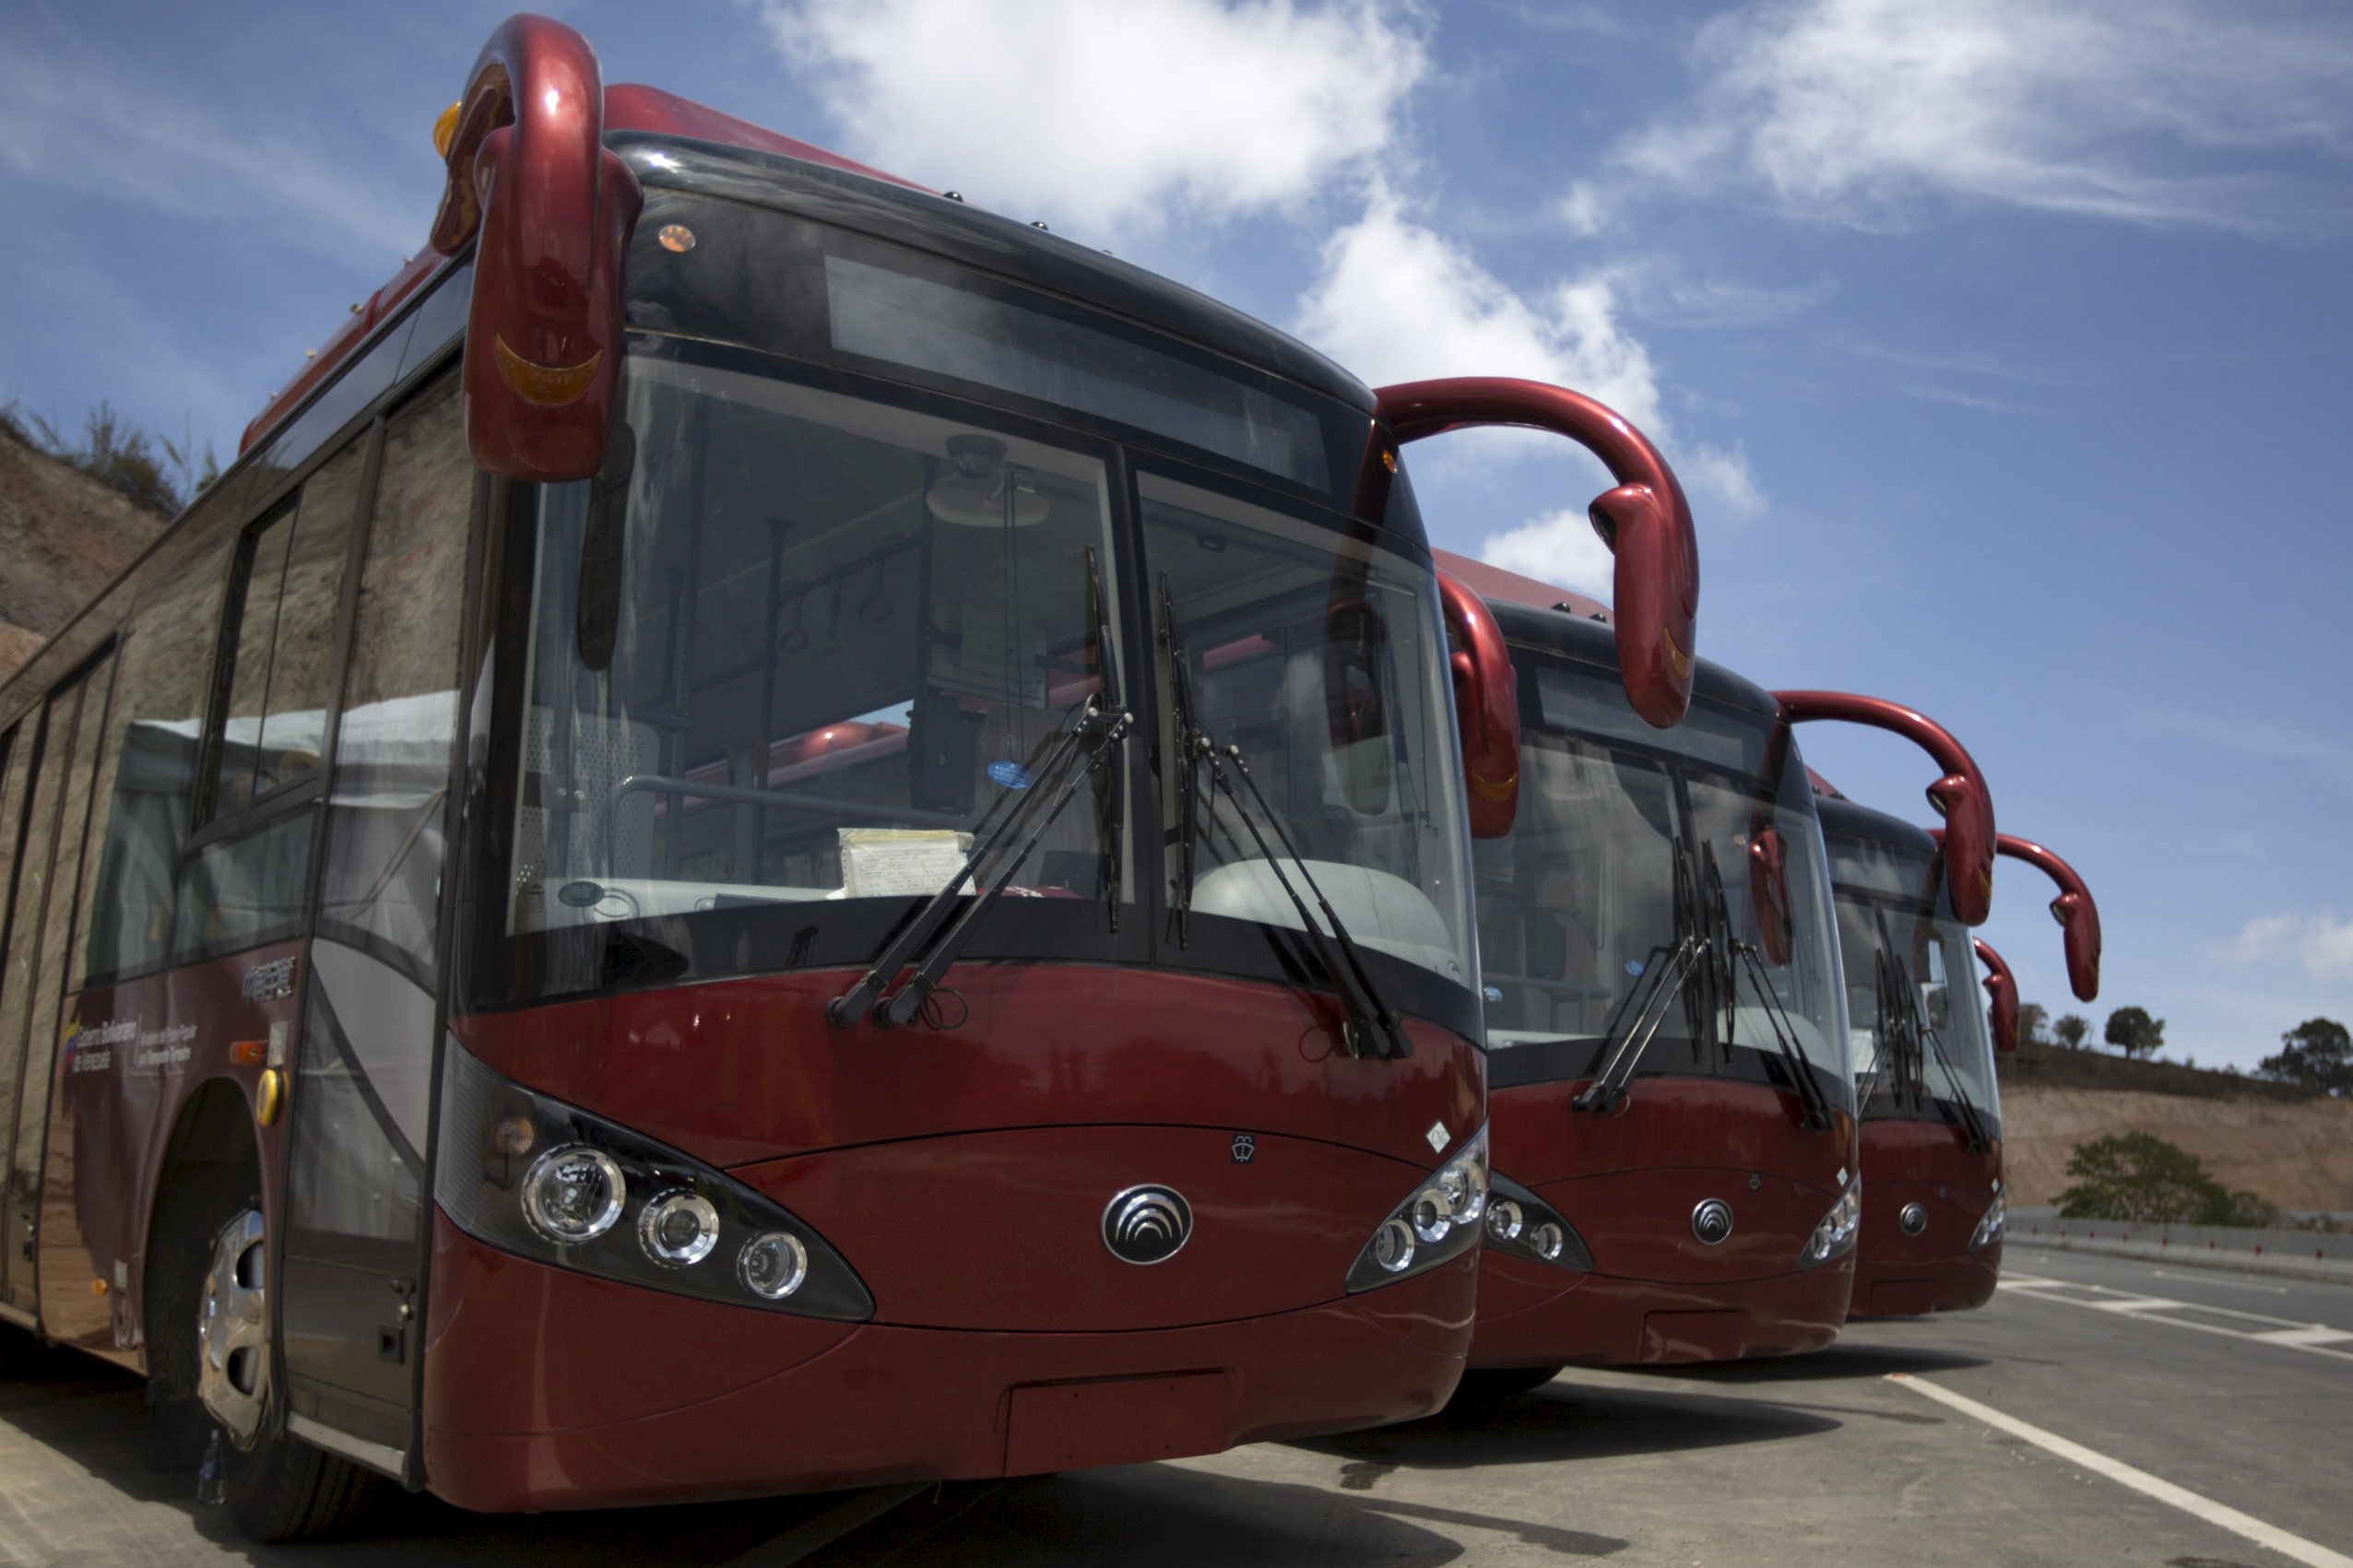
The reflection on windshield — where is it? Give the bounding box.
[1828,833,2000,1128]
[514,352,1122,943]
[1145,472,1473,989]
[1477,663,1849,1088]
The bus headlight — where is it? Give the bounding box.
[522,1147,626,1244]
[437,1038,872,1321]
[1798,1177,1862,1268]
[1346,1127,1487,1291]
[1969,1187,2006,1251]
[1483,1173,1591,1272]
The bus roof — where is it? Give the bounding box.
[1430,548,1612,623]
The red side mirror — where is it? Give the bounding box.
[1774,691,1995,925]
[431,15,644,481]
[1747,825,1792,965]
[1436,573,1519,837]
[1378,379,1698,728]
[1974,937,2019,1055]
[1994,834,2102,1002]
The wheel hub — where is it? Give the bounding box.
[197,1208,269,1448]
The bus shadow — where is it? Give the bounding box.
[810,1463,1624,1566]
[1635,1341,1992,1385]
[1286,1375,1839,1480]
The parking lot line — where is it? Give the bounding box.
[1888,1373,2353,1568]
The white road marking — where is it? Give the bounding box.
[2150,1268,2289,1295]
[1888,1374,2353,1568]
[1998,1276,2353,1362]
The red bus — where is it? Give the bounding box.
[1789,699,2007,1319]
[1433,552,1860,1386]
[0,16,1703,1541]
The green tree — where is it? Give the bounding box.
[2017,1001,2050,1047]
[2057,1132,2259,1224]
[2052,1013,2089,1049]
[2104,1006,2164,1061]
[2256,1018,2352,1097]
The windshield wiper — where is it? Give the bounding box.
[1873,934,1991,1151]
[1086,546,1123,932]
[1574,850,1702,1113]
[1193,738,1413,1059]
[1703,845,1834,1132]
[1916,996,1993,1153]
[1156,573,1203,948]
[828,695,1129,1030]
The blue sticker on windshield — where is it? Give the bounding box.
[987,760,1033,789]
[1625,959,1646,977]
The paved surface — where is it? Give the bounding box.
[4,1243,2348,1565]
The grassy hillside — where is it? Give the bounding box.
[2002,1085,2353,1211]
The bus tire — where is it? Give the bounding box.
[1448,1364,1565,1405]
[183,1180,379,1540]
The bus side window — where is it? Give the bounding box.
[74,532,233,988]
[171,441,366,961]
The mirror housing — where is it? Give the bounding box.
[431,14,644,481]
[1378,379,1698,728]
[1995,834,2102,1002]
[1774,690,1995,925]
[1974,937,2020,1055]
[1436,572,1520,838]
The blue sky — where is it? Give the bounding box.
[4,0,2348,1069]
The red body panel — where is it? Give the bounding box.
[422,1217,1474,1512]
[452,967,1480,1175]
[1472,1077,1855,1368]
[426,964,1483,1508]
[36,941,301,1365]
[1849,1119,2003,1318]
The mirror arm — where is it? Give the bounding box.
[1974,937,2020,1055]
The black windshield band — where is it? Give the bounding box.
[1492,1034,1851,1109]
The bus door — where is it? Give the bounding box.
[0,652,117,1318]
[273,372,471,1476]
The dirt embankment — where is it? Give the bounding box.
[0,430,170,684]
[2002,1085,2353,1211]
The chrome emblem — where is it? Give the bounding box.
[1900,1202,1929,1236]
[1691,1198,1734,1245]
[1102,1185,1192,1266]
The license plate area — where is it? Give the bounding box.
[1003,1372,1233,1476]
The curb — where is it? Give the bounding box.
[2012,1233,2353,1288]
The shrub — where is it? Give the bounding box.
[2056,1132,2272,1226]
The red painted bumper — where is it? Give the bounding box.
[1469,1249,1853,1368]
[420,1218,1474,1512]
[1850,1241,2000,1318]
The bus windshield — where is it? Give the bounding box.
[1477,655,1850,1097]
[504,311,1473,1006]
[1826,831,2001,1133]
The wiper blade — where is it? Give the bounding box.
[1705,846,1834,1132]
[1575,850,1701,1113]
[1157,572,1202,947]
[1199,739,1413,1060]
[827,696,1125,1029]
[1919,1011,1992,1152]
[1087,546,1123,933]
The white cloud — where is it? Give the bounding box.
[0,45,420,260]
[1476,508,1616,600]
[2220,912,2353,984]
[1292,190,1768,581]
[1293,189,1664,432]
[1612,0,2353,231]
[756,0,1428,234]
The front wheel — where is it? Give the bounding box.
[195,1206,380,1541]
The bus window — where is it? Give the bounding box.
[75,533,233,988]
[315,373,469,981]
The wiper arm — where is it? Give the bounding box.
[1575,850,1701,1113]
[1157,572,1202,947]
[1198,739,1413,1060]
[828,696,1126,1029]
[1087,546,1123,932]
[1919,1011,1993,1152]
[1704,846,1834,1132]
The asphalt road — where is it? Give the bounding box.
[4,1242,2347,1566]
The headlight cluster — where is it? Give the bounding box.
[1969,1182,2006,1252]
[437,1039,873,1321]
[1346,1126,1488,1291]
[1798,1177,1862,1268]
[1482,1171,1592,1272]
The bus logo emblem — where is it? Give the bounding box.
[1691,1198,1734,1245]
[1102,1185,1192,1266]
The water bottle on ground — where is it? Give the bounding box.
[196,1430,223,1505]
